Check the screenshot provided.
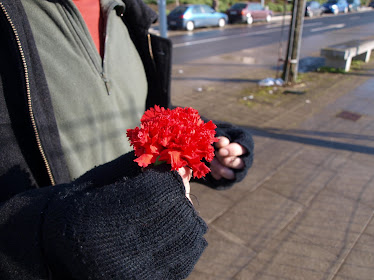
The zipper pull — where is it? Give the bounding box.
[101,73,111,95]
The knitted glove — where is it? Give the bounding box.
[73,152,140,186]
[194,120,254,190]
[42,152,207,280]
[0,152,207,280]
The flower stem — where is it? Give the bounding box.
[154,156,166,166]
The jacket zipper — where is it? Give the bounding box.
[101,1,122,96]
[147,33,156,68]
[0,3,55,186]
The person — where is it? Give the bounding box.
[0,0,254,279]
[212,0,218,11]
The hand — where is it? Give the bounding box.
[210,136,247,181]
[178,166,192,203]
[43,164,207,279]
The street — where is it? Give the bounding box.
[168,9,374,65]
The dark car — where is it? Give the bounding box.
[305,1,324,17]
[347,0,360,11]
[226,2,273,24]
[369,0,374,8]
[322,0,349,14]
[167,4,228,31]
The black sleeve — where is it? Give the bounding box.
[0,152,207,280]
[193,120,254,190]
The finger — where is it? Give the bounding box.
[184,181,191,203]
[214,136,230,149]
[218,143,247,157]
[218,156,245,170]
[178,166,192,181]
[178,167,192,203]
[210,158,222,180]
[210,158,235,180]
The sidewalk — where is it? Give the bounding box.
[170,45,374,279]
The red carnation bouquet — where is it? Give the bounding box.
[127,105,218,178]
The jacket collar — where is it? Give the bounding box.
[121,0,158,31]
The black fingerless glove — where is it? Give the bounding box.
[0,152,207,280]
[194,120,254,190]
[73,151,140,187]
[42,154,207,280]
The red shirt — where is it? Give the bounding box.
[73,0,103,57]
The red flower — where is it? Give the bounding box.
[127,105,218,178]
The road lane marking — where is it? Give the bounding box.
[265,21,322,29]
[310,23,345,32]
[173,27,283,48]
[173,21,344,48]
[304,22,323,27]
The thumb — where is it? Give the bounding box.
[177,167,192,203]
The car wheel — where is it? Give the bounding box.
[218,18,226,27]
[266,14,272,22]
[246,15,253,24]
[186,21,194,31]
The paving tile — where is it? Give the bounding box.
[240,138,303,191]
[187,270,228,280]
[318,151,352,172]
[286,188,374,261]
[292,146,350,172]
[193,137,305,204]
[187,226,256,280]
[324,160,374,209]
[211,188,304,252]
[233,228,339,280]
[345,96,374,117]
[333,216,374,280]
[351,151,374,166]
[190,182,234,224]
[262,152,336,206]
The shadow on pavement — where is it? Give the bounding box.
[298,56,325,73]
[241,125,374,155]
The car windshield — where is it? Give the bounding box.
[230,3,247,9]
[169,6,188,15]
[326,0,338,3]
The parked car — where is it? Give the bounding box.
[167,4,228,31]
[322,0,349,14]
[225,2,273,24]
[347,0,360,11]
[305,1,324,17]
[369,0,374,8]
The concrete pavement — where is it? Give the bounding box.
[170,42,374,279]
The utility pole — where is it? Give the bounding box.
[282,0,307,84]
[158,0,168,38]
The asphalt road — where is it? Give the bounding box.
[169,9,374,65]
